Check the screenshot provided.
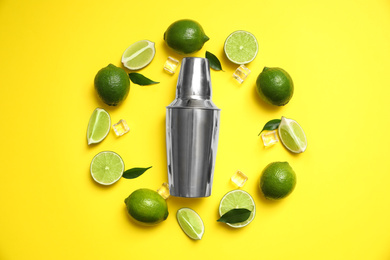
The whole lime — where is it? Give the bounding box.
[94,64,130,106]
[124,188,169,225]
[259,162,296,200]
[256,67,294,106]
[163,19,209,55]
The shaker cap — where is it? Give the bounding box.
[176,57,212,99]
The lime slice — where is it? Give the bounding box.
[278,116,307,153]
[224,30,258,65]
[90,151,124,185]
[176,208,204,240]
[121,40,155,70]
[218,190,255,228]
[87,108,111,145]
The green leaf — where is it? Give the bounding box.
[206,51,223,71]
[128,73,159,86]
[122,166,152,179]
[217,208,251,224]
[258,119,281,136]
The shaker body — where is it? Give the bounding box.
[166,107,220,197]
[165,57,220,198]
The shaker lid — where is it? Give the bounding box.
[176,57,212,99]
[167,57,220,110]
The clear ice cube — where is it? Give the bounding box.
[112,119,130,136]
[233,65,251,84]
[157,182,170,199]
[231,170,248,187]
[164,56,180,74]
[261,130,279,147]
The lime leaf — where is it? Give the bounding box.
[128,73,159,86]
[258,119,281,136]
[219,190,255,228]
[217,208,251,224]
[122,166,152,179]
[206,51,223,71]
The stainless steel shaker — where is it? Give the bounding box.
[166,57,221,198]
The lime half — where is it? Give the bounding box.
[121,40,155,70]
[177,208,204,240]
[278,116,307,153]
[87,108,111,145]
[90,151,124,185]
[219,190,255,228]
[224,30,258,65]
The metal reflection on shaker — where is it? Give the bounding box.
[166,57,221,198]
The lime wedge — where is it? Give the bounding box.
[87,108,111,145]
[176,208,204,240]
[121,40,155,70]
[224,30,258,65]
[90,151,124,185]
[218,190,255,228]
[278,116,307,153]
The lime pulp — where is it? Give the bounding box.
[219,190,255,228]
[278,116,307,153]
[87,108,111,145]
[90,151,124,185]
[176,208,204,240]
[224,30,258,65]
[121,40,155,70]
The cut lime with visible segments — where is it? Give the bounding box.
[90,151,124,185]
[219,190,255,228]
[177,208,204,240]
[121,40,155,70]
[87,108,111,145]
[278,116,307,153]
[224,30,258,65]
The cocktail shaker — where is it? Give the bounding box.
[166,57,221,198]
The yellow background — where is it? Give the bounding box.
[1,0,390,259]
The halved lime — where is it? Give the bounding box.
[121,40,155,70]
[278,116,307,153]
[90,151,124,185]
[176,208,204,240]
[224,30,258,65]
[87,108,111,145]
[219,190,255,228]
